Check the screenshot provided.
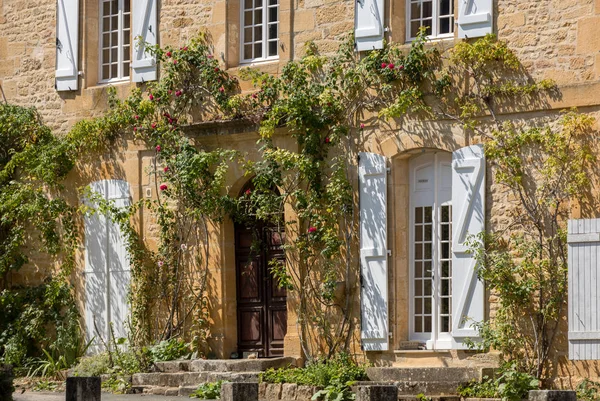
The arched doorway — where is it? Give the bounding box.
[234,183,287,357]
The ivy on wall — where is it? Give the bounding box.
[0,27,592,381]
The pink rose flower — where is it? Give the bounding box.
[308,226,317,233]
[160,184,168,191]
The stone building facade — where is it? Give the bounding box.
[2,0,600,387]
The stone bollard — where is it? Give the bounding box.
[0,364,14,401]
[221,382,259,401]
[529,390,577,401]
[356,385,398,401]
[66,377,101,401]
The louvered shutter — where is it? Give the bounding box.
[354,0,384,51]
[132,0,157,82]
[457,0,493,39]
[359,152,389,351]
[55,0,79,91]
[568,219,600,360]
[84,180,131,353]
[106,180,132,341]
[451,144,485,348]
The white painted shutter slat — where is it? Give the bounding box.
[354,0,384,51]
[359,152,389,351]
[55,0,79,91]
[132,0,157,82]
[568,218,600,360]
[457,0,493,39]
[451,144,485,348]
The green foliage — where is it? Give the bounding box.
[148,338,190,362]
[189,380,224,399]
[260,353,367,387]
[577,379,600,401]
[457,363,539,401]
[72,353,112,377]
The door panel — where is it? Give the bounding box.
[236,223,287,357]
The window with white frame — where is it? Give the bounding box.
[241,0,279,62]
[100,0,131,82]
[407,0,454,40]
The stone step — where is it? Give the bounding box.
[132,371,262,387]
[355,381,465,396]
[365,367,491,383]
[190,357,297,372]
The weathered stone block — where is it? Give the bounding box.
[356,385,397,401]
[282,383,298,400]
[296,385,318,401]
[222,382,259,401]
[65,377,101,401]
[529,390,577,401]
[266,383,283,401]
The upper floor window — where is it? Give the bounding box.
[407,0,454,40]
[100,0,131,82]
[241,0,279,63]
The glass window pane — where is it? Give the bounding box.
[440,17,451,34]
[415,261,422,278]
[245,0,253,9]
[124,0,130,12]
[424,206,432,223]
[415,298,422,314]
[102,17,110,32]
[111,0,118,14]
[442,225,449,241]
[424,243,432,259]
[111,47,118,62]
[269,23,278,39]
[111,32,118,46]
[268,40,277,57]
[124,15,130,29]
[411,21,421,37]
[424,298,432,314]
[415,207,423,223]
[442,280,449,296]
[269,0,278,5]
[254,9,263,24]
[415,243,422,260]
[111,63,118,78]
[423,19,432,35]
[441,261,450,277]
[440,0,450,15]
[441,316,449,332]
[415,225,422,241]
[269,7,278,23]
[245,27,253,42]
[102,49,110,63]
[244,44,252,59]
[424,280,432,296]
[424,261,432,277]
[123,62,129,76]
[254,26,262,41]
[111,16,118,30]
[415,316,422,333]
[441,298,449,314]
[255,0,263,7]
[123,46,130,61]
[103,33,110,47]
[424,224,432,241]
[422,1,432,18]
[244,11,253,26]
[411,2,420,20]
[123,31,130,45]
[103,1,110,16]
[442,205,449,222]
[102,65,110,80]
[415,280,422,296]
[424,316,432,332]
[254,43,262,58]
[442,243,450,259]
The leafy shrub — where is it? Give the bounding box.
[577,379,600,401]
[148,338,190,362]
[312,383,356,401]
[457,363,539,401]
[260,353,367,387]
[72,353,111,377]
[190,381,224,399]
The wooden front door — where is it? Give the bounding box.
[235,223,288,357]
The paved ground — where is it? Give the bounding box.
[13,391,191,401]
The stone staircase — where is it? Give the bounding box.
[130,357,297,396]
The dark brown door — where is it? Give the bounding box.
[235,223,288,357]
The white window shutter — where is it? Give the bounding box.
[132,0,158,83]
[354,0,384,51]
[84,180,132,353]
[568,219,600,360]
[451,144,485,348]
[457,0,493,39]
[359,152,389,351]
[106,180,132,341]
[55,0,79,91]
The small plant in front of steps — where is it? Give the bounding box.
[457,362,540,401]
[148,338,190,362]
[189,380,224,399]
[576,379,600,401]
[311,379,357,401]
[415,394,431,401]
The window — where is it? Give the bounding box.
[100,0,131,82]
[241,0,279,63]
[407,0,454,40]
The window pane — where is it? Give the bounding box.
[415,298,422,314]
[269,22,278,38]
[415,207,423,223]
[102,65,110,80]
[123,31,130,45]
[254,43,262,58]
[411,2,420,20]
[424,279,432,296]
[102,17,110,32]
[254,26,262,41]
[269,0,278,5]
[440,0,450,15]
[245,0,253,9]
[415,280,422,296]
[441,261,450,277]
[255,0,263,7]
[441,224,449,240]
[124,0,130,12]
[442,280,449,296]
[424,261,432,276]
[441,316,449,332]
[424,207,432,223]
[411,21,421,37]
[442,243,449,259]
[111,63,118,78]
[424,298,432,314]
[424,316,432,332]
[254,9,263,24]
[124,15,130,29]
[269,6,278,22]
[424,243,432,259]
[415,261,422,278]
[111,48,118,62]
[102,1,110,15]
[111,0,118,14]
[111,32,118,46]
[415,243,422,259]
[123,62,130,76]
[244,27,253,42]
[123,46,130,61]
[269,40,277,56]
[111,16,118,30]
[424,224,432,241]
[415,225,422,241]
[102,49,110,63]
[440,17,451,34]
[103,33,110,47]
[244,11,253,26]
[423,19,432,35]
[422,1,432,18]
[441,298,449,314]
[415,316,422,333]
[244,44,253,59]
